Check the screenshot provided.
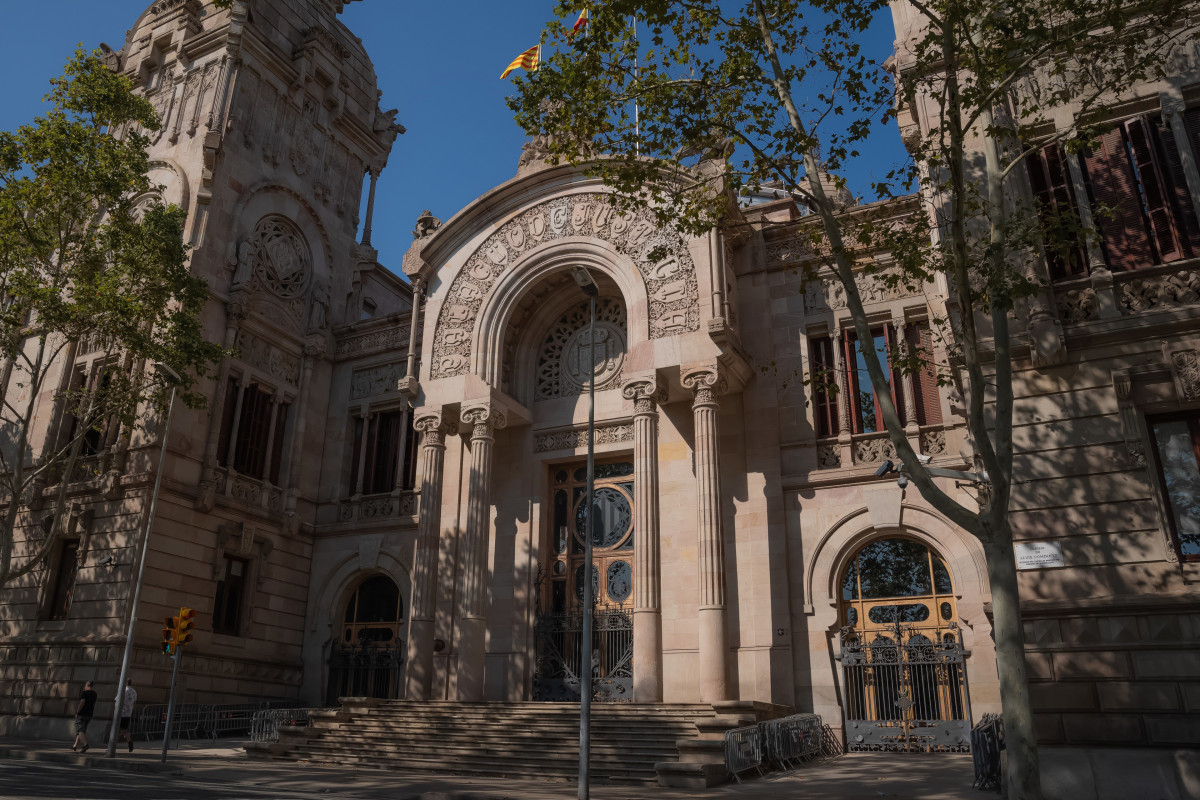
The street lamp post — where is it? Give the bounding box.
[571,267,599,800]
[106,363,179,758]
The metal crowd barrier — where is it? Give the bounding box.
[724,713,825,784]
[971,713,1004,790]
[760,713,823,768]
[249,707,329,742]
[129,700,303,745]
[724,725,764,783]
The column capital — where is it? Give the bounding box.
[622,375,667,413]
[1160,91,1186,118]
[414,410,454,447]
[681,365,726,406]
[460,404,506,439]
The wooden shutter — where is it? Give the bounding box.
[907,324,943,426]
[1125,117,1185,263]
[1027,143,1086,278]
[810,336,839,438]
[1152,115,1200,257]
[1083,128,1154,271]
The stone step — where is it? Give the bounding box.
[314,729,686,749]
[343,720,695,737]
[295,740,669,766]
[294,735,681,759]
[654,760,728,789]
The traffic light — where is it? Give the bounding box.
[161,607,197,656]
[177,607,196,646]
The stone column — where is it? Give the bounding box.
[623,377,664,702]
[894,319,922,455]
[361,167,380,247]
[832,327,852,466]
[405,279,424,381]
[393,403,412,493]
[353,406,372,497]
[405,410,450,700]
[261,394,280,484]
[681,366,730,702]
[455,404,505,700]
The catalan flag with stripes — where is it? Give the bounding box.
[501,45,540,79]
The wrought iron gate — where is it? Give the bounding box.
[326,643,404,704]
[839,625,971,752]
[532,608,633,702]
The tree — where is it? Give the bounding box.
[509,2,1193,797]
[0,49,222,589]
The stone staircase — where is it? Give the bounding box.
[248,698,716,785]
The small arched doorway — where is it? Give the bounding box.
[326,574,405,703]
[838,537,971,752]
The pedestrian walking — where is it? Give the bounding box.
[118,679,137,752]
[71,680,98,753]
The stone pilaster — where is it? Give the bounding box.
[681,365,730,702]
[455,404,505,700]
[197,299,246,511]
[622,377,665,702]
[404,410,451,700]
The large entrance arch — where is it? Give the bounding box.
[326,574,406,703]
[838,537,971,752]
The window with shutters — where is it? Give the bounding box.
[1026,143,1089,279]
[810,336,839,438]
[1076,112,1200,272]
[349,410,417,495]
[810,322,942,436]
[1148,412,1200,562]
[215,379,290,484]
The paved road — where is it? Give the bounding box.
[0,759,340,800]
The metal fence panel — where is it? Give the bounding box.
[724,725,763,783]
[759,713,823,768]
[129,700,303,744]
[249,708,328,742]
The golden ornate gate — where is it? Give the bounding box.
[837,537,971,752]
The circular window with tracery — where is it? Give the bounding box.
[252,215,311,299]
[535,298,626,400]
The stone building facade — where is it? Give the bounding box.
[1,0,1198,794]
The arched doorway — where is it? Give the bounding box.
[533,460,635,702]
[326,574,405,703]
[838,537,971,752]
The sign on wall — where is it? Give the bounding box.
[1014,541,1065,570]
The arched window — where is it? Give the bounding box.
[840,537,956,631]
[342,575,402,645]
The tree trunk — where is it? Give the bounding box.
[982,518,1043,800]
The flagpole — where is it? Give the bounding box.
[632,16,640,157]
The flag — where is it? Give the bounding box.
[570,9,589,37]
[501,45,540,79]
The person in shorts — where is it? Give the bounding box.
[118,679,137,752]
[72,680,97,753]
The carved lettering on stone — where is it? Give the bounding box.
[430,193,701,379]
[534,421,634,453]
[334,324,411,358]
[536,298,626,400]
[350,363,407,400]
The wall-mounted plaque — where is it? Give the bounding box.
[1014,541,1065,570]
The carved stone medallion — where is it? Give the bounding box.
[252,216,311,299]
[536,298,626,400]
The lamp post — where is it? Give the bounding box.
[571,266,598,800]
[106,362,180,758]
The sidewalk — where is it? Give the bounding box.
[0,737,982,799]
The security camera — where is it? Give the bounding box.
[897,474,909,489]
[915,453,932,464]
[875,460,895,477]
[98,555,118,567]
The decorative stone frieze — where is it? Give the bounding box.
[1117,268,1200,315]
[533,422,634,453]
[853,434,897,465]
[430,192,701,379]
[1056,286,1099,324]
[334,324,412,358]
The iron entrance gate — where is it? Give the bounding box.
[839,625,971,752]
[326,643,404,704]
[532,608,633,702]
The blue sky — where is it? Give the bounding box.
[0,1,905,278]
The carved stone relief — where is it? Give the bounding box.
[234,330,300,385]
[1117,268,1200,315]
[249,215,312,300]
[535,298,626,400]
[804,268,921,313]
[430,193,701,379]
[350,363,407,400]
